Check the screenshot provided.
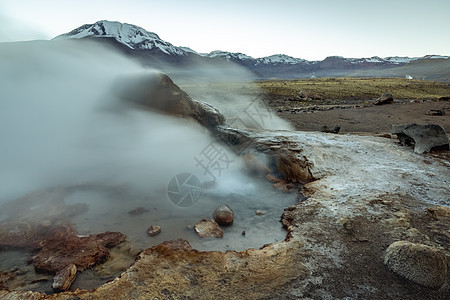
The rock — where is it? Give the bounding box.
[128,207,148,216]
[392,124,449,153]
[241,230,246,236]
[276,149,314,183]
[255,210,264,216]
[426,109,445,116]
[0,271,14,291]
[438,96,450,101]
[320,125,340,134]
[52,264,77,291]
[242,154,272,176]
[384,241,447,288]
[29,224,126,274]
[114,72,225,131]
[194,219,223,238]
[212,205,234,226]
[375,93,394,105]
[298,90,308,99]
[266,172,284,183]
[427,206,450,221]
[216,126,255,155]
[146,225,161,236]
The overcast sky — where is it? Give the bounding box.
[1,0,449,60]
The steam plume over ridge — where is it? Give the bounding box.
[0,39,251,203]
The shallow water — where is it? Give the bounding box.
[65,178,296,252]
[0,177,298,293]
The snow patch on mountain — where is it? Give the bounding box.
[257,54,308,65]
[422,55,449,60]
[54,20,193,56]
[205,50,255,61]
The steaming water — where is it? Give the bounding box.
[0,39,299,293]
[63,179,296,252]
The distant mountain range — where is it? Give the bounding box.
[54,20,450,82]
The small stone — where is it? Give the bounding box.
[213,205,234,226]
[146,225,161,236]
[255,210,264,216]
[384,241,447,288]
[426,109,445,116]
[241,230,246,236]
[128,207,148,216]
[52,264,77,291]
[374,93,394,105]
[194,219,223,238]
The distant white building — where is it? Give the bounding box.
[405,75,413,79]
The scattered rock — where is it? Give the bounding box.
[128,207,148,216]
[146,225,161,236]
[426,109,445,116]
[384,241,448,288]
[241,230,246,236]
[320,125,341,134]
[194,219,223,238]
[212,205,234,226]
[375,93,394,105]
[255,210,264,216]
[52,264,77,291]
[392,123,449,153]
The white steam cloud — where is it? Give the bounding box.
[0,39,254,203]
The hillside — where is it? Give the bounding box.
[52,20,450,82]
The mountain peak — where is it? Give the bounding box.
[54,20,191,56]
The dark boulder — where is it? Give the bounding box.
[392,124,449,153]
[320,125,341,134]
[426,109,445,116]
[375,93,394,105]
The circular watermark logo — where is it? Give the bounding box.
[167,173,202,207]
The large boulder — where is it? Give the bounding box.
[114,72,225,131]
[392,124,449,153]
[384,241,448,289]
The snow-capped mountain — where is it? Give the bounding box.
[53,20,450,81]
[256,54,310,65]
[54,20,191,56]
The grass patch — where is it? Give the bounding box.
[255,77,450,100]
[181,77,450,103]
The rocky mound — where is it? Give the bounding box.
[113,72,225,131]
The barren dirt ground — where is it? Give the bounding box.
[274,100,450,134]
